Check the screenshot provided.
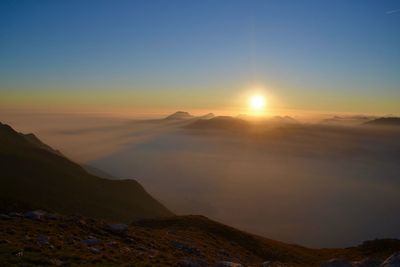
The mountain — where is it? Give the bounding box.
[1,213,399,266]
[321,115,375,126]
[199,112,215,120]
[269,115,298,124]
[22,133,63,156]
[165,111,195,120]
[364,117,400,127]
[136,112,213,126]
[186,116,250,131]
[236,114,298,125]
[0,122,172,221]
[82,164,116,180]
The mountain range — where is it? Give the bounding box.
[364,117,400,126]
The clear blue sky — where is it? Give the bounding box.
[1,0,399,114]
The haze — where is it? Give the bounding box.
[1,0,400,250]
[1,111,399,248]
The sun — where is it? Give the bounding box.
[249,95,266,111]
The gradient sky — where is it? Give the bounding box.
[1,0,399,115]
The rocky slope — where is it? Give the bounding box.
[0,212,399,267]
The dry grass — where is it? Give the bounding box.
[1,214,399,266]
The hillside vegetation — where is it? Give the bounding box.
[1,213,400,266]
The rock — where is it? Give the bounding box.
[171,240,201,256]
[262,261,272,267]
[89,247,101,254]
[381,252,400,267]
[49,258,65,266]
[0,214,11,220]
[148,249,159,258]
[353,259,383,267]
[76,219,87,226]
[24,210,46,220]
[37,235,50,246]
[320,259,352,267]
[108,223,128,234]
[81,237,100,246]
[215,261,243,267]
[121,247,131,253]
[15,250,24,257]
[8,212,23,218]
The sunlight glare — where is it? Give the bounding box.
[249,95,266,112]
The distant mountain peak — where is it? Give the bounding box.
[321,115,375,125]
[165,111,194,120]
[270,115,298,124]
[364,117,400,126]
[186,116,249,130]
[199,113,215,120]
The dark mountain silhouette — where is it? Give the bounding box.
[136,111,196,125]
[321,115,375,125]
[164,111,215,122]
[0,122,172,221]
[364,117,400,126]
[186,116,250,130]
[137,111,214,126]
[236,113,252,120]
[199,112,215,120]
[82,164,116,180]
[236,114,298,125]
[185,115,297,131]
[269,115,298,124]
[165,111,194,120]
[22,133,63,156]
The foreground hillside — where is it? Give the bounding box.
[1,212,400,267]
[0,122,172,221]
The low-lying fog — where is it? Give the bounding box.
[1,111,400,248]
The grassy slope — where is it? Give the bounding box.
[0,122,172,222]
[1,214,399,267]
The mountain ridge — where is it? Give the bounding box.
[364,117,400,126]
[165,111,195,120]
[0,122,172,221]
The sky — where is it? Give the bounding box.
[0,0,399,116]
